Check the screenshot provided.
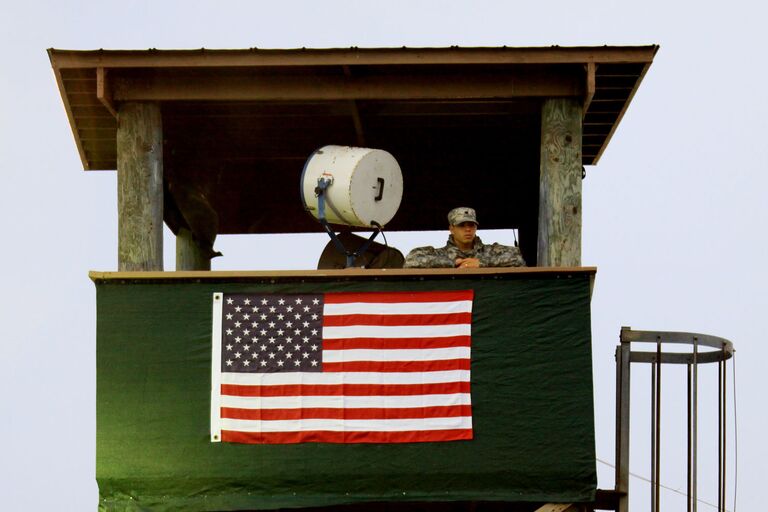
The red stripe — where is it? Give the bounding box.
[322,359,471,373]
[323,312,471,327]
[323,335,471,350]
[324,290,474,304]
[221,428,473,444]
[221,405,472,421]
[221,381,470,397]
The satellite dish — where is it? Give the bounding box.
[300,145,404,267]
[317,231,404,269]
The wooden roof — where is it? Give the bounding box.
[49,46,656,240]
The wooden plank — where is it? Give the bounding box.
[81,141,116,156]
[538,98,582,267]
[163,114,355,133]
[593,62,649,75]
[583,106,623,115]
[70,116,117,129]
[591,61,654,164]
[87,161,117,171]
[164,101,354,117]
[58,67,96,79]
[342,65,366,146]
[164,119,523,145]
[60,79,97,93]
[364,116,533,129]
[97,67,118,118]
[89,266,597,281]
[77,127,117,138]
[117,102,164,271]
[71,105,114,117]
[112,71,582,102]
[596,74,641,87]
[49,45,658,69]
[162,117,525,139]
[66,94,106,108]
[584,131,611,141]
[583,111,619,123]
[48,49,90,170]
[364,99,538,116]
[583,62,595,118]
[349,100,366,146]
[592,88,633,100]
[588,98,626,106]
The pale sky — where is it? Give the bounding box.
[1,1,766,510]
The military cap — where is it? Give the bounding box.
[447,207,478,226]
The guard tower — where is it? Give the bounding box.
[51,46,658,511]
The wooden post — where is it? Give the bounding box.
[538,98,582,267]
[176,227,211,271]
[117,102,163,271]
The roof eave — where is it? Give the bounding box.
[48,45,659,69]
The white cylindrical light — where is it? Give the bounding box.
[301,145,403,228]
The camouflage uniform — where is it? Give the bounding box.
[403,235,526,268]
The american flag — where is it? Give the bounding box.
[210,290,474,444]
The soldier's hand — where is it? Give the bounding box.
[455,257,480,268]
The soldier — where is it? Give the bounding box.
[403,207,526,269]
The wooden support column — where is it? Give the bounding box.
[117,102,163,271]
[176,228,211,271]
[537,98,582,267]
[534,504,584,512]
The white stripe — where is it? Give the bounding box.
[210,293,224,442]
[323,347,470,362]
[220,393,472,410]
[324,300,472,316]
[220,416,473,432]
[221,370,471,386]
[323,324,470,339]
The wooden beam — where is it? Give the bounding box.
[583,62,596,117]
[89,266,597,282]
[96,67,118,119]
[49,46,659,69]
[112,70,582,102]
[537,98,583,267]
[117,102,163,271]
[176,227,211,271]
[349,102,365,146]
[343,65,366,146]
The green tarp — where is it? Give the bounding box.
[95,272,595,510]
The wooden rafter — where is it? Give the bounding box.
[343,65,366,146]
[590,60,655,164]
[111,70,582,102]
[583,62,596,117]
[96,67,117,119]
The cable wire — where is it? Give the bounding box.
[732,351,738,512]
[597,458,731,512]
